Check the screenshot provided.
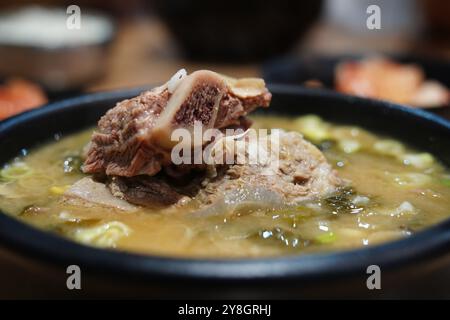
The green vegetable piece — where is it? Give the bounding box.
[315,231,336,244]
[294,115,331,142]
[441,178,450,188]
[324,187,361,214]
[253,227,308,249]
[373,139,405,157]
[63,155,83,174]
[70,221,131,247]
[400,153,434,169]
[338,139,361,154]
[0,162,32,181]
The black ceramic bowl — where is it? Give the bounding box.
[1,86,450,299]
[152,0,322,62]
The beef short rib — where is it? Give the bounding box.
[83,70,271,177]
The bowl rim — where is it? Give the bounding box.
[1,85,450,282]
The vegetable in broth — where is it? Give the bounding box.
[0,115,449,258]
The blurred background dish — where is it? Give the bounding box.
[0,6,115,94]
[0,0,449,101]
[0,78,47,120]
[334,57,449,108]
[262,55,450,112]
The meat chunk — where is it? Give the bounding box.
[192,130,343,215]
[63,177,138,212]
[107,131,343,214]
[80,69,341,215]
[82,86,169,177]
[107,174,199,209]
[83,70,271,177]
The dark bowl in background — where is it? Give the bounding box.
[152,0,322,62]
[0,86,450,298]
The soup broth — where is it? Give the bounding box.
[1,115,450,258]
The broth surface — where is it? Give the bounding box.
[1,115,450,258]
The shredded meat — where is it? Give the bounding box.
[194,131,342,207]
[107,131,343,213]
